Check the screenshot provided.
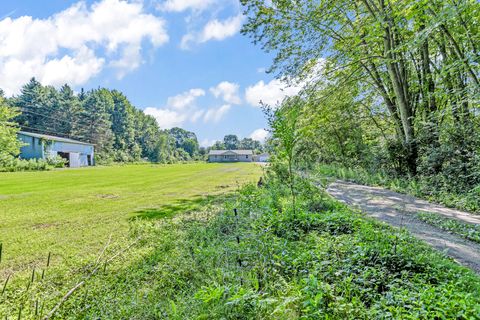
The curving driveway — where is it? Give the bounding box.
[327,180,480,273]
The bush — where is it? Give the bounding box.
[46,155,67,168]
[0,155,52,172]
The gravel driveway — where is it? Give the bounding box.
[327,180,480,274]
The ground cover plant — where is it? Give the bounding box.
[3,168,479,319]
[417,212,480,244]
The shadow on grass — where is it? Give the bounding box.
[131,195,221,220]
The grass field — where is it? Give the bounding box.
[0,163,262,273]
[2,164,480,319]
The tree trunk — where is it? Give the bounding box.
[383,23,417,175]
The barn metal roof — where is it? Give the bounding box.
[18,131,94,146]
[208,150,253,156]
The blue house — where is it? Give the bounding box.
[17,131,94,168]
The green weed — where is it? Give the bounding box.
[417,212,480,243]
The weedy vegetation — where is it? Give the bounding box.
[2,163,480,319]
[417,212,480,244]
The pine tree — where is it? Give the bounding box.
[78,89,114,160]
[14,78,45,131]
[110,90,140,161]
[58,84,82,138]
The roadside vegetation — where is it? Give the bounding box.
[241,0,480,214]
[417,212,480,244]
[2,170,479,319]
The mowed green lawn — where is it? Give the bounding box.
[0,163,261,272]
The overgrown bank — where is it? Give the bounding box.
[241,0,480,219]
[3,174,478,319]
[52,177,480,318]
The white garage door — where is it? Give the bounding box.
[69,153,80,168]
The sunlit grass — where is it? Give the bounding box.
[0,162,262,273]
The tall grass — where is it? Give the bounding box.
[2,171,479,318]
[3,176,479,318]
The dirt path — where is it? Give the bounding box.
[326,180,480,273]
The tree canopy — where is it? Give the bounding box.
[0,96,22,160]
[208,134,264,153]
[0,79,201,164]
[242,0,480,200]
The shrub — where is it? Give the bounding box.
[0,155,52,172]
[46,155,67,168]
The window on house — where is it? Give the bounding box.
[246,155,248,159]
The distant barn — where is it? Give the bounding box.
[17,131,94,168]
[208,150,253,162]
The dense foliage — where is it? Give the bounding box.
[169,127,200,157]
[241,0,480,211]
[0,94,22,162]
[0,93,62,171]
[210,134,264,153]
[417,212,480,244]
[0,79,202,166]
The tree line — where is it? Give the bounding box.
[0,78,266,167]
[0,78,202,164]
[242,0,479,203]
[210,134,265,152]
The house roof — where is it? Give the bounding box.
[18,131,94,146]
[208,149,253,156]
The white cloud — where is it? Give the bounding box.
[181,14,243,49]
[200,15,244,42]
[40,47,105,86]
[144,107,186,129]
[210,81,241,105]
[144,88,205,129]
[245,59,326,108]
[167,88,205,109]
[245,79,302,108]
[158,0,215,12]
[250,128,269,142]
[203,104,231,123]
[191,109,205,123]
[0,0,169,95]
[109,45,143,79]
[144,89,231,129]
[257,67,267,74]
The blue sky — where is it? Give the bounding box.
[0,0,301,146]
